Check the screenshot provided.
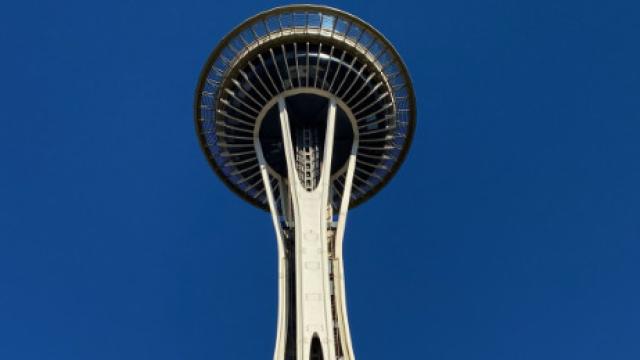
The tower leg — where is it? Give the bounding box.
[279,96,337,360]
[259,95,356,360]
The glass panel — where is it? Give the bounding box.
[377,52,392,67]
[221,48,235,62]
[279,12,293,29]
[293,12,307,28]
[204,77,218,93]
[266,15,280,33]
[334,18,350,35]
[308,12,322,28]
[213,58,227,74]
[240,29,255,45]
[385,64,400,81]
[321,15,335,32]
[359,31,373,48]
[230,37,244,52]
[252,22,268,38]
[346,24,362,41]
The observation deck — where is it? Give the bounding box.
[195,5,416,211]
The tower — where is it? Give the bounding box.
[194,5,416,360]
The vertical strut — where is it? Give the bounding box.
[256,141,288,360]
[332,133,358,360]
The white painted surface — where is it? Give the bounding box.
[257,94,356,360]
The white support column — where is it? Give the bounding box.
[264,95,359,360]
[332,139,358,360]
[256,141,285,255]
[256,140,288,360]
[334,140,358,260]
[277,96,339,360]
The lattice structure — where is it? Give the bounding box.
[194,5,416,360]
[295,128,320,191]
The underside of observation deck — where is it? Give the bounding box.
[195,4,416,212]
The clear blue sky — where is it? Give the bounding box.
[1,1,639,359]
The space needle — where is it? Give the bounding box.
[194,5,416,360]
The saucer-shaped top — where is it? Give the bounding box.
[195,4,416,210]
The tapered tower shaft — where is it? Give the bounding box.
[258,96,356,360]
